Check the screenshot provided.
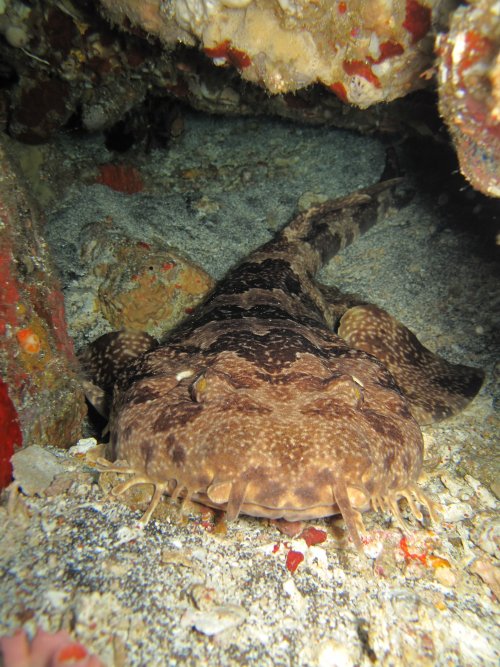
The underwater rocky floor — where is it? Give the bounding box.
[0,112,498,666]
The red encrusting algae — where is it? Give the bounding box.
[329,81,348,103]
[300,526,327,547]
[96,163,144,194]
[204,41,252,69]
[368,40,405,64]
[403,0,431,43]
[286,550,305,573]
[400,536,428,565]
[0,380,22,489]
[343,60,381,88]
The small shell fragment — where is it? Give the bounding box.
[464,475,498,510]
[470,559,500,600]
[314,638,357,667]
[181,604,247,636]
[69,437,99,455]
[440,501,474,523]
[189,583,220,611]
[472,516,500,558]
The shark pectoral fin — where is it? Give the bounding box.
[79,330,159,393]
[315,282,367,328]
[79,330,158,423]
[81,378,110,419]
[338,305,484,425]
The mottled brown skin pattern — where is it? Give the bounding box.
[83,179,483,550]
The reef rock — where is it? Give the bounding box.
[94,236,214,339]
[100,0,441,107]
[436,0,500,198]
[0,0,498,196]
[0,136,86,489]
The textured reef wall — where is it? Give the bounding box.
[436,0,500,197]
[0,137,86,489]
[98,0,500,196]
[99,0,439,106]
[0,0,434,142]
[0,0,498,196]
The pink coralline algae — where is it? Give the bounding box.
[0,628,104,667]
[436,0,500,197]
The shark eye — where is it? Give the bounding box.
[189,372,208,403]
[325,373,365,405]
[351,375,365,388]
